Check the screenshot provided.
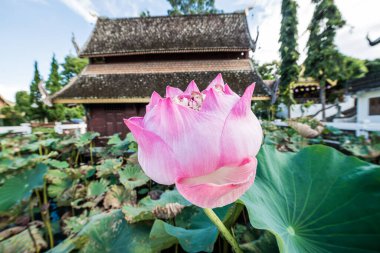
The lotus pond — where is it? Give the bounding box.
[0,121,379,253]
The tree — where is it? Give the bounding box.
[279,0,300,116]
[60,55,86,120]
[365,58,380,74]
[167,0,221,15]
[61,55,88,86]
[29,61,47,121]
[45,54,65,121]
[30,62,41,108]
[140,10,151,17]
[14,91,31,120]
[304,0,345,120]
[0,106,25,126]
[339,55,368,82]
[46,54,62,93]
[257,61,280,80]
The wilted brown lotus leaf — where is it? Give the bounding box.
[152,203,185,220]
[288,120,324,138]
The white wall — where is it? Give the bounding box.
[289,95,355,120]
[357,88,380,123]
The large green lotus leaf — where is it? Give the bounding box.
[240,145,380,253]
[45,159,69,169]
[150,205,231,253]
[122,189,191,223]
[46,169,73,199]
[75,132,100,147]
[0,163,48,212]
[50,210,160,253]
[119,164,149,190]
[87,178,109,197]
[96,158,123,177]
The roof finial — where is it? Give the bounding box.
[38,80,53,107]
[366,33,380,46]
[71,33,80,56]
[244,6,253,16]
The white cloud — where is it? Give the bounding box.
[54,0,380,63]
[0,84,29,102]
[335,0,380,60]
[60,0,171,22]
[217,0,380,63]
[59,0,98,23]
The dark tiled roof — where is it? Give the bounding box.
[80,13,254,57]
[346,72,380,92]
[84,60,252,74]
[53,60,269,102]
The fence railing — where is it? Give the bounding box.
[272,120,380,137]
[0,122,87,136]
[0,123,32,135]
[54,122,87,135]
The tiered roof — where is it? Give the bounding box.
[53,60,270,103]
[346,72,380,93]
[80,13,254,57]
[53,13,269,103]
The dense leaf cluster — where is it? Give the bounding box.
[279,0,299,106]
[0,124,379,252]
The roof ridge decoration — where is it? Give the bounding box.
[79,12,254,57]
[96,11,246,22]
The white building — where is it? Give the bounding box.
[349,73,380,123]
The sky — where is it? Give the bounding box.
[1,0,379,101]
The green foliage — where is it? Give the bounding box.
[122,189,191,223]
[241,145,380,253]
[341,132,380,159]
[305,0,345,81]
[46,54,62,94]
[1,128,379,252]
[279,0,299,105]
[339,55,368,82]
[0,106,25,126]
[14,91,32,120]
[0,225,47,252]
[257,61,280,80]
[139,10,151,17]
[150,205,231,252]
[305,0,345,119]
[0,163,48,212]
[29,61,47,121]
[60,55,88,86]
[87,179,109,197]
[167,0,221,15]
[119,164,149,190]
[365,58,380,74]
[52,210,157,253]
[96,158,123,177]
[0,91,33,126]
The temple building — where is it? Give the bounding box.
[52,13,270,136]
[0,94,13,126]
[346,72,380,123]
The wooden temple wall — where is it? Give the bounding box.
[85,103,146,137]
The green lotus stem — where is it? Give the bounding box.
[39,145,43,156]
[90,141,94,164]
[29,199,34,221]
[75,150,80,167]
[43,181,54,248]
[34,189,48,244]
[203,208,242,253]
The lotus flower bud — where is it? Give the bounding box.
[124,74,262,208]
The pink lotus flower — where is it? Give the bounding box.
[124,74,262,208]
